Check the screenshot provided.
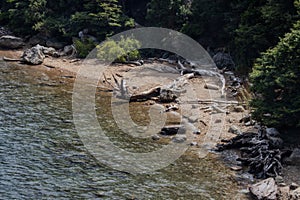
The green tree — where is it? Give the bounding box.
[70,0,134,40]
[250,19,300,129]
[233,0,297,74]
[0,0,46,35]
[182,0,232,48]
[146,0,190,30]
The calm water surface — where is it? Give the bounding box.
[0,61,248,199]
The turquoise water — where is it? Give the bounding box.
[0,61,247,199]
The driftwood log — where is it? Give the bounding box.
[3,56,21,62]
[216,126,289,179]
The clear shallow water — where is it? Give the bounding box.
[0,61,247,199]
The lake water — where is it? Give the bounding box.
[0,61,248,199]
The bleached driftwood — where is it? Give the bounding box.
[204,83,219,90]
[182,99,239,105]
[3,56,21,62]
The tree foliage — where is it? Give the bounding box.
[250,19,300,129]
[97,36,141,62]
[0,0,134,39]
[233,0,297,73]
[146,0,190,30]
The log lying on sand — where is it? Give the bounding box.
[3,56,21,62]
[113,73,194,102]
[216,126,288,179]
[204,83,219,90]
[130,87,161,102]
[182,99,239,105]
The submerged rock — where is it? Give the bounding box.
[0,35,24,49]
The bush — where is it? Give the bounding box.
[97,36,140,62]
[250,20,300,129]
[74,38,96,58]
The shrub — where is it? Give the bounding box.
[74,38,96,58]
[97,36,140,62]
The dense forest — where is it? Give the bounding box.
[0,0,299,131]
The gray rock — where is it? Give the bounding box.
[62,45,75,56]
[290,183,299,190]
[21,44,60,65]
[275,176,284,184]
[21,44,45,65]
[151,135,160,141]
[187,116,199,123]
[0,35,24,49]
[228,125,242,135]
[193,129,201,135]
[160,125,186,136]
[249,178,277,200]
[215,119,222,123]
[43,46,59,57]
[245,120,256,126]
[190,142,198,146]
[172,135,187,143]
[239,115,251,123]
[234,105,245,112]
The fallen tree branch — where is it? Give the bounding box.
[130,86,161,102]
[3,56,21,62]
[181,99,239,105]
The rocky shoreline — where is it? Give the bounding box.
[1,30,300,200]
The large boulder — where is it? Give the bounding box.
[0,35,24,49]
[249,178,278,200]
[59,45,75,56]
[21,44,60,65]
[213,52,235,70]
[21,44,45,65]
